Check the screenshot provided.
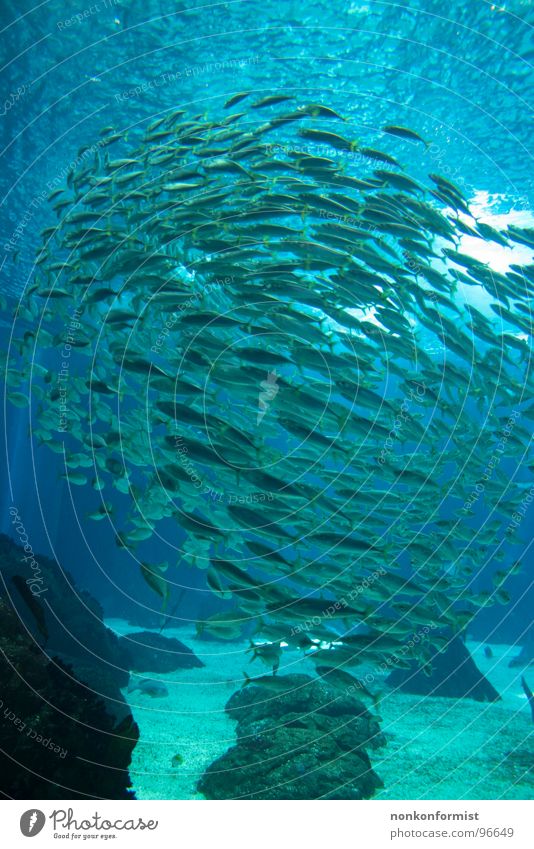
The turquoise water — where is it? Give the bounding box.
[1,0,533,801]
[2,0,533,282]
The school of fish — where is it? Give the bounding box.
[6,93,533,678]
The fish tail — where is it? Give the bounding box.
[521,676,532,700]
[521,677,534,723]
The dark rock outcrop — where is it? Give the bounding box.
[0,533,130,723]
[0,599,138,799]
[118,630,204,672]
[386,636,500,702]
[198,674,384,800]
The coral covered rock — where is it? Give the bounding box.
[198,674,384,799]
[0,599,138,799]
[0,533,130,722]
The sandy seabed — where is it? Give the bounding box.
[105,620,533,800]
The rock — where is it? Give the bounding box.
[198,674,384,799]
[508,638,534,668]
[118,630,204,672]
[0,599,138,799]
[386,636,501,702]
[0,533,130,722]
